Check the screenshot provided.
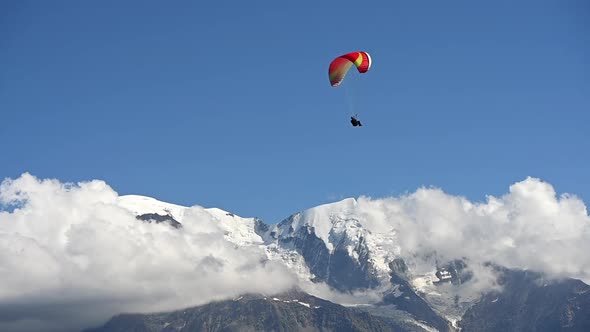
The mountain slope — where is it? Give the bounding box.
[84,290,420,332]
[261,199,398,292]
[459,267,590,332]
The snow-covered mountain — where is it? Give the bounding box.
[110,194,590,332]
[117,195,401,292]
[263,198,399,286]
[118,195,265,246]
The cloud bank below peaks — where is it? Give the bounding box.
[350,176,590,283]
[0,173,296,332]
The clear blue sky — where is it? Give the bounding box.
[2,0,588,223]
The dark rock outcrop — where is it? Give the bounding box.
[136,213,182,229]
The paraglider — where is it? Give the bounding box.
[328,51,372,126]
[350,116,362,127]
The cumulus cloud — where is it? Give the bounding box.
[0,173,296,332]
[353,176,590,284]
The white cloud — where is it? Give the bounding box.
[353,176,590,284]
[0,173,297,332]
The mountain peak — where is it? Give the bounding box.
[276,197,359,251]
[117,195,187,221]
[117,194,264,245]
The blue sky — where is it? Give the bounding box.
[2,0,588,223]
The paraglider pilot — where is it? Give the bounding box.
[350,116,362,127]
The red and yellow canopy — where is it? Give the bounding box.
[328,51,372,87]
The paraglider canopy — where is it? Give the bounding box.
[328,51,372,87]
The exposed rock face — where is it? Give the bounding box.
[272,218,381,292]
[136,213,182,229]
[382,259,453,332]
